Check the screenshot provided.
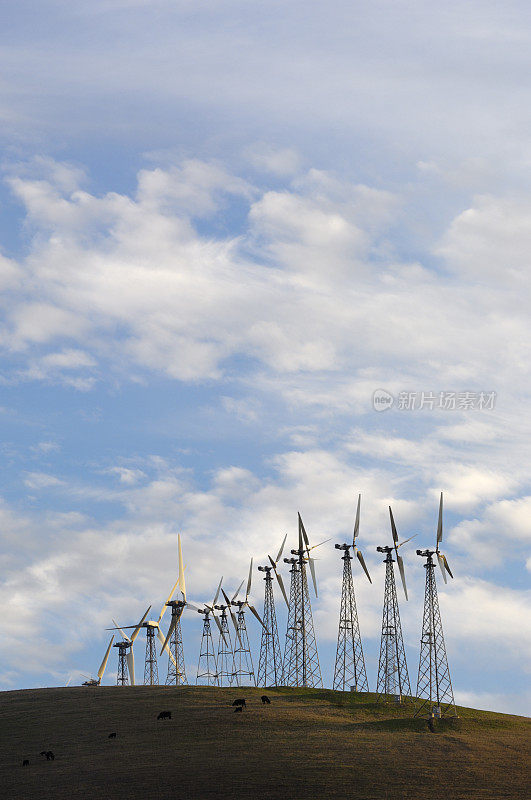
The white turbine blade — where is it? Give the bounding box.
[221,588,232,607]
[308,557,318,597]
[246,558,253,599]
[308,538,331,552]
[396,534,417,549]
[212,612,228,645]
[353,494,361,543]
[65,676,72,687]
[442,553,454,579]
[127,648,135,685]
[229,609,242,646]
[213,576,223,606]
[160,616,177,656]
[178,533,186,601]
[97,635,115,680]
[397,553,408,600]
[275,569,289,607]
[157,625,176,666]
[186,601,201,611]
[248,604,267,630]
[389,506,398,544]
[437,492,443,546]
[298,513,309,549]
[231,580,244,603]
[356,548,372,584]
[131,605,151,643]
[437,553,448,583]
[158,581,179,624]
[112,619,131,642]
[275,533,287,563]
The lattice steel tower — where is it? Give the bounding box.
[282,514,324,688]
[114,640,132,685]
[143,625,159,685]
[196,608,218,685]
[333,496,371,692]
[415,493,456,718]
[257,565,284,686]
[376,507,414,703]
[165,600,187,685]
[214,601,235,686]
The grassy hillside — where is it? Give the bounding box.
[0,686,528,799]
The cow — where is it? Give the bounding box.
[108,732,117,739]
[261,695,271,705]
[157,710,172,720]
[22,760,29,766]
[40,751,54,761]
[234,706,243,713]
[231,698,246,708]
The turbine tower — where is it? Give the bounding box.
[283,514,327,688]
[111,619,136,686]
[257,534,288,687]
[226,559,267,687]
[333,494,372,692]
[375,506,415,703]
[415,493,457,718]
[82,635,114,686]
[214,583,237,686]
[196,578,224,685]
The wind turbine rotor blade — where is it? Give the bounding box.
[221,588,232,607]
[356,549,372,584]
[213,576,223,606]
[248,604,267,629]
[126,649,135,686]
[231,580,244,603]
[275,533,287,563]
[112,619,131,642]
[437,553,448,583]
[308,557,318,597]
[397,553,408,600]
[178,534,186,601]
[389,506,399,544]
[246,558,253,599]
[298,513,310,549]
[158,580,179,624]
[97,635,115,680]
[437,492,443,546]
[353,494,361,543]
[229,609,242,646]
[308,538,331,552]
[131,605,151,643]
[212,612,228,646]
[275,570,289,607]
[159,617,177,656]
[442,554,454,579]
[186,601,201,611]
[396,534,418,549]
[157,625,176,666]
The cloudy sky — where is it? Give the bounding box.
[0,0,530,714]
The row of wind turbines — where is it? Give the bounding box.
[83,493,456,717]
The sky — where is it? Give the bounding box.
[0,0,530,715]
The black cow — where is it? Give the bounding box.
[22,760,29,766]
[261,695,271,704]
[40,751,54,761]
[157,710,172,720]
[231,698,246,708]
[234,706,243,713]
[108,732,117,739]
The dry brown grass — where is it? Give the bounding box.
[0,685,529,799]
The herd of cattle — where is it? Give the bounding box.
[21,694,272,766]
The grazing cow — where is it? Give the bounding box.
[39,751,47,757]
[22,760,29,766]
[234,706,243,713]
[231,698,246,708]
[47,751,55,761]
[108,732,117,739]
[261,695,271,705]
[157,710,172,720]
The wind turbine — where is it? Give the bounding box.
[108,605,151,686]
[375,506,416,703]
[333,494,372,692]
[283,514,328,688]
[196,577,224,685]
[227,559,267,686]
[415,492,457,717]
[108,603,176,685]
[82,635,114,686]
[258,534,288,687]
[214,580,239,686]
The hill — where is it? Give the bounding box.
[0,686,529,799]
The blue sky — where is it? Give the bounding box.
[0,0,530,714]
